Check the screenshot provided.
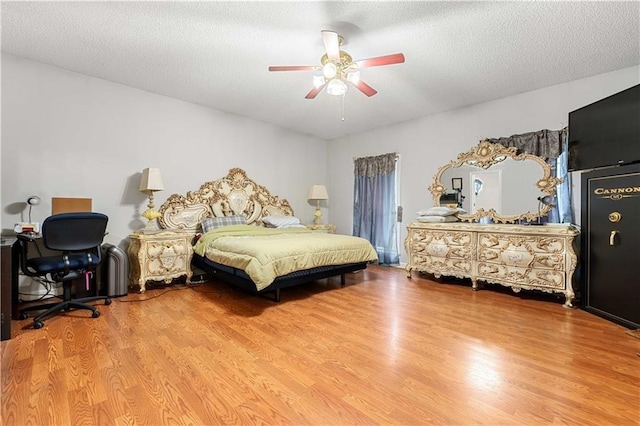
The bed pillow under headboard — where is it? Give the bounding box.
[201,214,247,232]
[262,215,303,228]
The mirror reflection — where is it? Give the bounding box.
[429,141,561,223]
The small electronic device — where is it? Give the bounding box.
[14,222,41,234]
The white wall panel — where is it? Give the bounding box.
[1,54,327,249]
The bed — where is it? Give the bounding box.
[157,168,379,301]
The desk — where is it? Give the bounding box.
[1,237,18,341]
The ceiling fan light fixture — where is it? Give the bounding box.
[312,75,325,88]
[268,30,404,99]
[322,62,337,79]
[327,79,347,96]
[346,70,360,84]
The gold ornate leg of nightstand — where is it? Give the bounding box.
[139,279,146,293]
[185,264,193,284]
[185,244,194,284]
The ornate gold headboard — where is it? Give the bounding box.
[158,168,294,231]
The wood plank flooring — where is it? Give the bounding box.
[2,265,639,425]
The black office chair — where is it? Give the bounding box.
[17,212,111,329]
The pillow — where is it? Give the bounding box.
[201,214,246,233]
[262,215,301,228]
[415,215,460,223]
[416,206,466,217]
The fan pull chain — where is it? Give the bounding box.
[341,94,345,121]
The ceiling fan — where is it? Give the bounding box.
[268,30,405,99]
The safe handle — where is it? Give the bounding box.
[610,230,619,246]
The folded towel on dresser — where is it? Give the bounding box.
[416,206,466,217]
[415,215,460,223]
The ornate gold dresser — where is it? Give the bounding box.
[405,222,579,307]
[128,230,193,293]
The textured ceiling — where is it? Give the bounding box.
[2,1,639,140]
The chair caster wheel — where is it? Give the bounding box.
[34,321,44,329]
[92,310,100,318]
[105,299,112,305]
[20,313,29,320]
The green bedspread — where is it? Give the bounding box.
[193,224,379,290]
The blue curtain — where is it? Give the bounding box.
[543,130,573,224]
[543,157,560,224]
[353,153,399,265]
[556,129,574,223]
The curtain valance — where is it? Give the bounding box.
[354,152,398,177]
[487,128,566,159]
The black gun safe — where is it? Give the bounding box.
[581,163,640,329]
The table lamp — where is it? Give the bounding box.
[308,184,329,225]
[139,167,164,231]
[532,195,555,225]
[27,195,41,223]
[14,196,42,234]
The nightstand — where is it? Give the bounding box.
[128,230,193,293]
[305,223,337,234]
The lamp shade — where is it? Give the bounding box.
[27,195,41,206]
[308,184,329,200]
[537,195,555,207]
[139,167,164,193]
[326,79,347,96]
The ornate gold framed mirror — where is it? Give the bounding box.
[428,140,562,223]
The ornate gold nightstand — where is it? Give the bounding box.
[305,223,337,234]
[128,230,193,293]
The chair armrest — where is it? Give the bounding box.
[15,235,41,277]
[16,233,40,243]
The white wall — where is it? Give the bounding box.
[3,53,638,268]
[327,66,639,263]
[1,54,328,250]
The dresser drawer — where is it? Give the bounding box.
[411,253,473,276]
[477,262,565,290]
[146,239,189,258]
[477,233,565,270]
[146,255,188,276]
[411,241,472,260]
[409,229,473,259]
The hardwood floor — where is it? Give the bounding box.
[2,265,638,425]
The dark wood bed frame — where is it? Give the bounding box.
[192,254,368,302]
[158,168,374,301]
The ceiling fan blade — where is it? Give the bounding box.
[351,80,378,97]
[354,53,405,68]
[305,84,326,99]
[268,65,319,72]
[321,30,340,62]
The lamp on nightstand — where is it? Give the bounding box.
[308,184,329,225]
[139,167,165,231]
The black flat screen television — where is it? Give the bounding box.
[568,84,640,171]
